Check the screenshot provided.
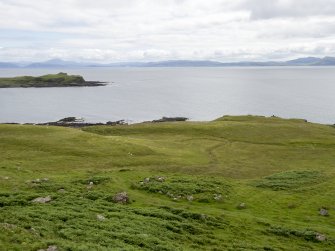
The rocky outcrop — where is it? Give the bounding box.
[32,196,52,203]
[36,118,127,128]
[113,192,129,204]
[152,117,188,123]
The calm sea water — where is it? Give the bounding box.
[0,67,334,124]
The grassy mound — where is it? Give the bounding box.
[1,115,335,250]
[0,73,104,88]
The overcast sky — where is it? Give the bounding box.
[0,0,335,62]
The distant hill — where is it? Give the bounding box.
[1,56,335,68]
[27,59,87,68]
[0,62,19,68]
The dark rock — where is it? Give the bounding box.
[57,117,80,123]
[106,120,126,125]
[152,117,188,123]
[36,118,128,128]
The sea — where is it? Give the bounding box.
[0,67,334,124]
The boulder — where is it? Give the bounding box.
[315,233,326,241]
[113,192,129,204]
[32,196,52,203]
[96,214,106,221]
[186,195,194,201]
[237,203,246,209]
[319,208,329,216]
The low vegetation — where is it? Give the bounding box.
[1,115,335,250]
[0,73,105,88]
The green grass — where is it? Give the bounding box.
[1,115,335,250]
[0,73,97,88]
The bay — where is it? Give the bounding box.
[0,67,334,124]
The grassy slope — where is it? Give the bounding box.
[0,73,88,88]
[1,115,335,250]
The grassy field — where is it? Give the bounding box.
[0,73,103,88]
[1,115,335,250]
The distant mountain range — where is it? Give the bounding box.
[1,57,335,68]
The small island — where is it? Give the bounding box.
[0,72,106,88]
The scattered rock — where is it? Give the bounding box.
[3,176,9,180]
[96,214,106,221]
[144,177,150,183]
[32,196,52,203]
[38,245,58,251]
[200,214,208,220]
[186,195,194,201]
[155,176,166,182]
[58,188,66,193]
[319,208,329,216]
[213,194,222,201]
[1,223,16,230]
[113,192,129,204]
[87,181,94,189]
[315,233,327,241]
[237,203,246,209]
[32,178,41,183]
[30,178,49,184]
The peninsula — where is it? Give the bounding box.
[0,72,106,88]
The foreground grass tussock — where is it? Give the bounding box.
[1,115,335,250]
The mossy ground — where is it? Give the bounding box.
[1,115,335,250]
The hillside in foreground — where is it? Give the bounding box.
[1,116,335,250]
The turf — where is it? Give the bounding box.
[0,73,103,88]
[1,115,335,250]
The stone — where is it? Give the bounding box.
[38,245,58,251]
[319,208,329,216]
[237,203,246,209]
[96,214,106,221]
[144,177,150,183]
[315,233,326,241]
[213,194,222,201]
[87,181,94,189]
[58,188,66,193]
[113,192,129,204]
[155,176,165,182]
[186,195,194,201]
[32,196,52,203]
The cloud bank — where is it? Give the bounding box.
[0,0,334,62]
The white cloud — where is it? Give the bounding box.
[0,0,334,62]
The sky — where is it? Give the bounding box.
[0,0,335,62]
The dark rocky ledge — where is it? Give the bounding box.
[1,116,190,127]
[151,117,188,122]
[35,117,127,128]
